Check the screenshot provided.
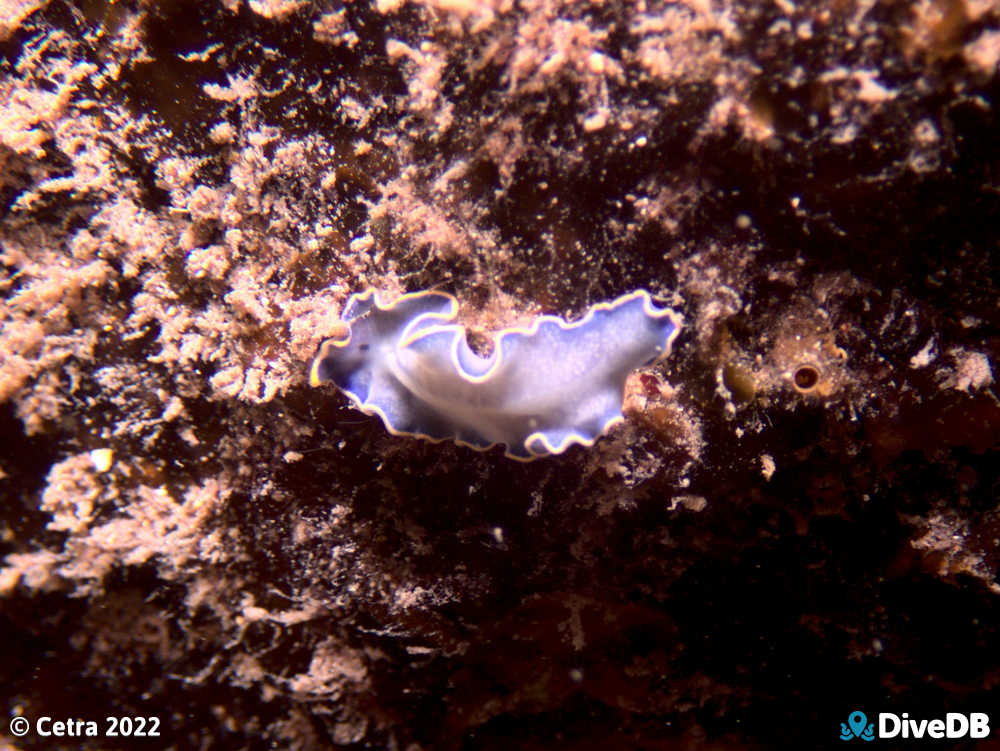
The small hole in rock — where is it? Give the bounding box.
[793,365,819,391]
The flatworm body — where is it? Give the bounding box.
[310,289,682,460]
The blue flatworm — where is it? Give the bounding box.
[310,289,682,460]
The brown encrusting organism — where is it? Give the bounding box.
[1,0,998,748]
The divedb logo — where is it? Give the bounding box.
[840,710,991,741]
[841,711,875,742]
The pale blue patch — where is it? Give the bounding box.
[310,289,682,461]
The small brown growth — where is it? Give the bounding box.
[764,301,850,400]
[623,370,703,462]
[722,361,758,402]
[464,329,494,358]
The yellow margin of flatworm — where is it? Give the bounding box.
[310,289,683,462]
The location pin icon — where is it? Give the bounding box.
[848,711,867,738]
